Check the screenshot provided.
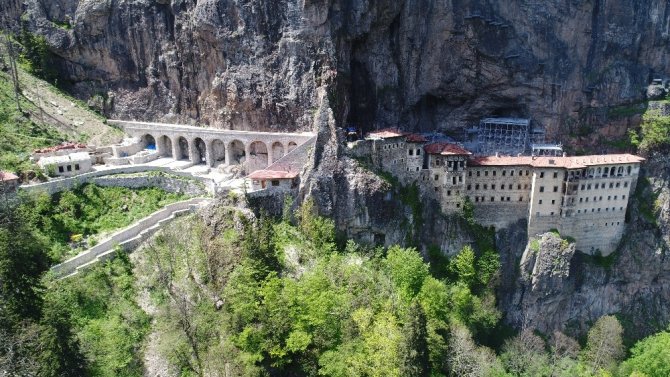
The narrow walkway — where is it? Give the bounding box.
[51,197,212,279]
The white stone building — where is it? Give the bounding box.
[37,152,93,177]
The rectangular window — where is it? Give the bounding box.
[511,170,515,176]
[459,176,463,182]
[58,166,64,173]
[519,197,523,201]
[502,170,507,176]
[469,171,472,177]
[508,184,512,189]
[624,182,628,188]
[551,211,555,216]
[553,172,558,178]
[553,186,558,192]
[540,172,545,178]
[526,170,530,176]
[507,197,511,201]
[417,149,421,155]
[551,199,555,204]
[501,197,505,202]
[616,182,620,188]
[476,184,480,190]
[434,175,439,181]
[271,180,280,186]
[485,171,489,176]
[452,176,457,185]
[581,184,585,190]
[409,150,414,156]
[623,195,626,199]
[492,184,496,190]
[484,184,488,190]
[447,190,451,196]
[491,197,494,202]
[518,184,521,190]
[540,186,545,192]
[467,185,472,190]
[539,199,543,204]
[580,198,583,203]
[493,171,497,176]
[477,171,481,177]
[66,165,72,172]
[610,183,614,188]
[75,164,80,170]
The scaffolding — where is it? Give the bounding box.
[531,143,563,157]
[477,118,530,155]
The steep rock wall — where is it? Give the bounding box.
[8,0,670,143]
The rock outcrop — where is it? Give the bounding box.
[501,157,670,339]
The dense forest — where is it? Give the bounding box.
[2,193,669,376]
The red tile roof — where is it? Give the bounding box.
[33,142,87,154]
[469,154,645,168]
[248,170,299,179]
[0,171,19,181]
[424,142,472,156]
[405,134,429,143]
[366,128,408,139]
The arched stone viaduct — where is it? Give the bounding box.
[109,120,315,171]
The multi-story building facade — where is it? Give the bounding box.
[353,129,645,256]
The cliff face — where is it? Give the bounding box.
[7,0,670,338]
[10,0,670,140]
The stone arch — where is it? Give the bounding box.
[247,141,269,172]
[142,134,156,150]
[617,166,623,175]
[609,166,616,176]
[158,135,172,157]
[271,141,284,163]
[626,166,632,175]
[228,140,246,165]
[211,139,226,166]
[193,137,207,164]
[287,141,298,153]
[176,136,189,160]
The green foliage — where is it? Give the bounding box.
[631,109,670,153]
[20,184,188,261]
[619,328,670,377]
[49,254,150,377]
[296,198,336,255]
[385,245,430,300]
[18,29,57,82]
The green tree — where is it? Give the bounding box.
[619,328,670,377]
[632,110,670,153]
[582,315,624,375]
[400,301,430,377]
[450,245,476,287]
[385,246,430,300]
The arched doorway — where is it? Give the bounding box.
[193,138,207,164]
[248,141,268,172]
[158,135,172,157]
[211,139,225,166]
[177,136,189,160]
[228,140,245,165]
[142,134,156,150]
[287,141,298,153]
[272,142,284,163]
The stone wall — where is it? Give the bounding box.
[21,166,217,196]
[51,198,210,278]
[90,173,209,197]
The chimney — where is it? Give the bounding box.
[495,152,499,157]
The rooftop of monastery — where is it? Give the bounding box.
[470,154,645,168]
[248,170,299,179]
[424,142,473,156]
[33,142,88,154]
[366,128,408,139]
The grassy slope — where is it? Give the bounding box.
[0,55,122,175]
[23,184,189,262]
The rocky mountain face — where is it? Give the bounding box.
[6,0,670,338]
[7,0,670,139]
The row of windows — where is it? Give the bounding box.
[382,143,404,150]
[472,196,524,203]
[576,207,624,214]
[579,195,626,203]
[539,186,559,193]
[469,169,531,177]
[581,181,629,190]
[408,148,422,156]
[57,164,81,173]
[467,183,529,190]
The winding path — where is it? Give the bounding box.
[51,197,212,279]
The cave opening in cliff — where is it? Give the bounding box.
[346,59,377,135]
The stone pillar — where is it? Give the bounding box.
[188,139,197,163]
[206,140,214,167]
[156,136,165,156]
[172,136,181,160]
[268,145,274,166]
[227,141,235,165]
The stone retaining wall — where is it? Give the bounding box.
[20,166,217,196]
[90,174,208,196]
[51,197,210,278]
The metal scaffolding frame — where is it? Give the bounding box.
[531,143,563,157]
[477,118,530,155]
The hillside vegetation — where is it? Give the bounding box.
[20,184,188,262]
[0,40,121,176]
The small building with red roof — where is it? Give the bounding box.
[248,169,299,191]
[0,171,20,194]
